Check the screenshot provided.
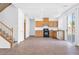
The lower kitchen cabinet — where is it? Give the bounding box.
[35,30,64,40]
[35,30,43,37]
[51,31,57,39]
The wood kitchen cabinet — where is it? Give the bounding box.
[35,18,59,38]
[36,21,44,27]
[49,21,58,27]
[49,21,54,27]
[43,18,49,22]
[50,30,65,40]
[35,30,43,37]
[51,31,57,39]
[43,18,49,24]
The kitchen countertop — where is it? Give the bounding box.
[34,27,58,31]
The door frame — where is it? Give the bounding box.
[24,19,26,39]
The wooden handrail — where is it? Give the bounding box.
[0,21,12,31]
[0,21,13,48]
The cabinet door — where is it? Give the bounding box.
[52,31,57,39]
[36,21,43,27]
[43,18,49,22]
[35,31,43,37]
[49,21,53,27]
[43,18,49,24]
[49,21,58,27]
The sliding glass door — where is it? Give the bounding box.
[67,13,75,44]
[72,13,75,43]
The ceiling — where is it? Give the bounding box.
[0,3,11,12]
[14,3,77,19]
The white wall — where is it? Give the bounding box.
[25,16,30,38]
[18,8,24,43]
[0,4,18,42]
[0,36,10,48]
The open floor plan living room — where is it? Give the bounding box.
[0,3,79,55]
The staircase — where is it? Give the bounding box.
[0,21,14,48]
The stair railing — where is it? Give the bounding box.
[0,21,13,47]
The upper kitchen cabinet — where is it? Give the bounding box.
[48,21,58,27]
[36,21,44,27]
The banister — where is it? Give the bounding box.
[0,21,13,31]
[0,21,13,48]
